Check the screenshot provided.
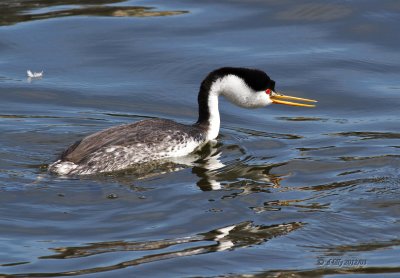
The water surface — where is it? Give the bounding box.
[1,0,400,277]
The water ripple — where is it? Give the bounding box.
[0,0,188,26]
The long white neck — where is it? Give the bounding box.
[196,74,271,141]
[206,91,220,140]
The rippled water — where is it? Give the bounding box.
[1,0,400,277]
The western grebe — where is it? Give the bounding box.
[49,67,316,175]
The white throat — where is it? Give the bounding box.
[205,75,272,140]
[206,91,220,140]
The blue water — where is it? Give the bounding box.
[1,0,400,276]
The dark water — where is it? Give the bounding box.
[1,0,400,277]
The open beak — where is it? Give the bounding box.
[270,91,317,108]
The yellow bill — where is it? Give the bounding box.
[270,91,317,108]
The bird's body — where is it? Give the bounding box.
[49,67,316,175]
[50,119,207,175]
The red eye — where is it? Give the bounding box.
[266,89,271,95]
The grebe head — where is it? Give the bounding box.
[201,67,316,109]
[196,67,317,139]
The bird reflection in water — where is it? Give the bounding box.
[192,140,286,191]
[31,221,303,277]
